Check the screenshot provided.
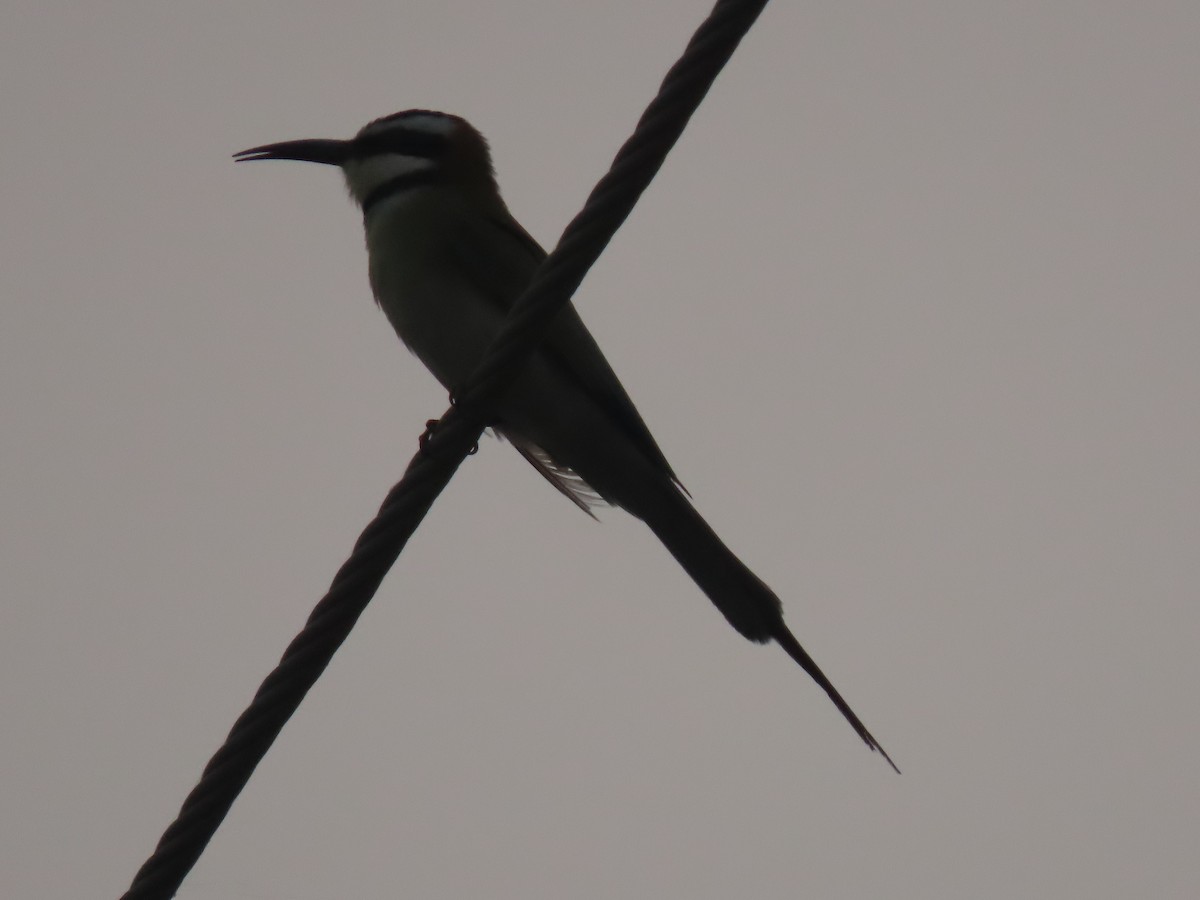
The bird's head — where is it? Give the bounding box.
[235,109,498,212]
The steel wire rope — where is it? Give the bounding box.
[120,1,771,896]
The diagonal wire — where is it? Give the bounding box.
[120,1,770,897]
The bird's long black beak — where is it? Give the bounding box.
[233,138,350,165]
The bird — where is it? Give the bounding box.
[235,109,897,771]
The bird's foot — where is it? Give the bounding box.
[418,418,440,455]
[418,417,479,457]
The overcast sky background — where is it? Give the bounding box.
[2,2,1197,898]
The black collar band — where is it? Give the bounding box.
[361,169,444,217]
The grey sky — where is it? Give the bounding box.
[2,2,1197,897]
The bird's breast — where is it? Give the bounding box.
[365,202,506,391]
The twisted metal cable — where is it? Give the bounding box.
[121,1,770,896]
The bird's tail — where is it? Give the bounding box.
[640,486,899,773]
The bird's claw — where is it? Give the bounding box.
[418,419,440,455]
[419,417,479,457]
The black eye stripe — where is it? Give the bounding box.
[350,130,448,160]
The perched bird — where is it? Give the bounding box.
[236,110,896,771]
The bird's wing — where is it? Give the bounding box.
[501,431,605,517]
[449,205,685,495]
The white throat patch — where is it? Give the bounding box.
[343,153,437,203]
